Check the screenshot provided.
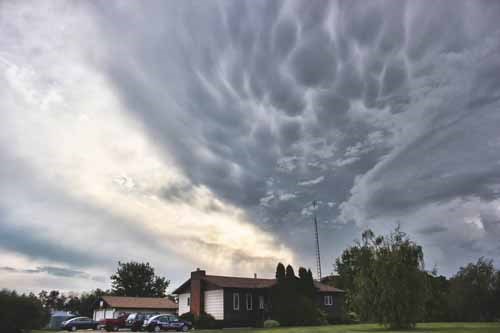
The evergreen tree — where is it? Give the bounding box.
[275,262,286,281]
[285,265,295,280]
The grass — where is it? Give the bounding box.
[31,323,500,333]
[202,323,500,333]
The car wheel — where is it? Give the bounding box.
[154,325,161,332]
[182,325,189,332]
[71,326,77,331]
[113,325,119,331]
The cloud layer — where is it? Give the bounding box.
[1,0,500,291]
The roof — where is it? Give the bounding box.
[205,275,276,289]
[314,281,344,293]
[173,274,344,294]
[101,296,178,310]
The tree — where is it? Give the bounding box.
[423,272,450,322]
[0,289,49,333]
[271,263,321,326]
[275,263,286,281]
[447,257,498,321]
[335,227,427,329]
[110,261,169,297]
[78,289,108,318]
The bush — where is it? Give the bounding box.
[0,290,49,333]
[179,312,195,323]
[263,320,280,328]
[179,312,216,329]
[196,312,216,329]
[347,311,360,324]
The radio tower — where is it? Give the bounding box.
[312,200,322,280]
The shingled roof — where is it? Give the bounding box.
[204,275,276,289]
[101,296,178,309]
[173,273,344,294]
[313,281,344,293]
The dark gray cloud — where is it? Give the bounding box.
[92,0,500,276]
[2,0,500,289]
[0,265,105,281]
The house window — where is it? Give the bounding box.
[258,296,264,310]
[233,293,240,311]
[246,293,253,310]
[187,296,190,306]
[324,295,333,306]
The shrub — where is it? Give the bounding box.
[179,312,195,323]
[347,311,360,324]
[195,312,216,329]
[263,320,280,328]
[0,290,50,333]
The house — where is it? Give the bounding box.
[93,296,178,321]
[172,269,344,326]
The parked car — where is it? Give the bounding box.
[127,312,159,332]
[61,316,99,331]
[99,313,129,331]
[143,314,192,332]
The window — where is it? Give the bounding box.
[187,296,190,306]
[233,292,240,311]
[258,296,265,310]
[246,293,253,310]
[324,295,333,306]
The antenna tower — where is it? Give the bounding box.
[312,200,322,280]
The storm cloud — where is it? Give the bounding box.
[1,0,500,291]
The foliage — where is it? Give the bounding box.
[77,289,109,318]
[335,227,427,329]
[263,319,280,328]
[179,311,217,329]
[275,263,286,281]
[447,258,500,321]
[110,261,169,297]
[423,273,450,322]
[271,263,323,326]
[179,312,195,323]
[0,289,50,333]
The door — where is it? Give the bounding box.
[81,317,93,329]
[158,316,170,330]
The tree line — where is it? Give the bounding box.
[1,261,170,332]
[333,227,500,328]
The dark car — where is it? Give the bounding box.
[61,316,99,331]
[127,313,158,332]
[143,314,192,332]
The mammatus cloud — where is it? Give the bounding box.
[1,0,500,292]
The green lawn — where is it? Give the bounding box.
[31,323,500,333]
[202,323,500,333]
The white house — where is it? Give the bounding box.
[93,296,178,321]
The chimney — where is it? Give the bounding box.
[190,268,206,316]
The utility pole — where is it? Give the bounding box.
[312,200,322,280]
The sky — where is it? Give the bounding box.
[1,0,500,294]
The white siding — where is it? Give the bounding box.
[204,289,224,320]
[93,308,115,321]
[178,293,191,315]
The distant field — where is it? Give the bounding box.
[32,322,500,333]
